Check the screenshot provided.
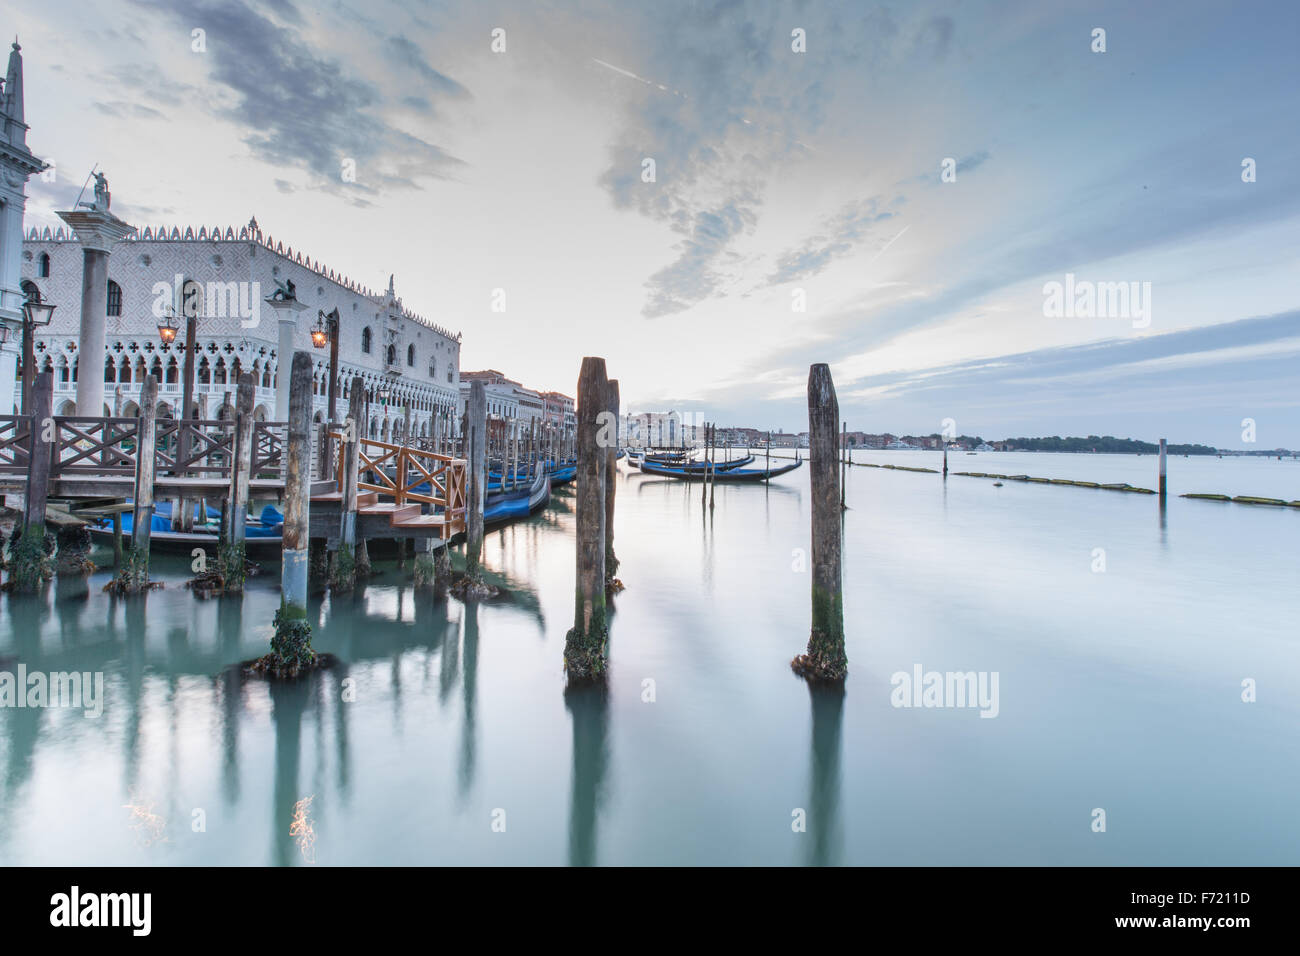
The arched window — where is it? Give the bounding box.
[361,327,372,354]
[166,358,179,384]
[387,344,397,365]
[107,280,123,317]
[20,279,40,303]
[407,344,415,367]
[104,356,116,383]
[38,253,50,278]
[198,357,211,385]
[119,358,132,383]
[429,360,436,378]
[214,358,227,385]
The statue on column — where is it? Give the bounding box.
[76,170,111,211]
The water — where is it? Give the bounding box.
[1,452,1297,865]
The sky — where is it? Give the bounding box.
[10,0,1300,447]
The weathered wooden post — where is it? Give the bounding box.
[791,363,847,682]
[701,422,709,508]
[564,357,609,680]
[943,440,948,479]
[331,375,365,591]
[261,352,318,677]
[841,422,847,510]
[10,372,54,591]
[465,379,487,578]
[221,373,256,590]
[604,378,619,579]
[1158,438,1167,501]
[115,374,159,593]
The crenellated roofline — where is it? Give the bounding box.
[24,221,463,344]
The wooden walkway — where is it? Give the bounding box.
[0,412,467,543]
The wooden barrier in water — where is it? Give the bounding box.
[565,356,610,681]
[792,363,847,682]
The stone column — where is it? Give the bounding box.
[275,315,296,421]
[56,207,134,417]
[0,195,27,414]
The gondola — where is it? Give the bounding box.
[87,502,285,555]
[485,462,551,524]
[547,460,577,486]
[638,457,803,482]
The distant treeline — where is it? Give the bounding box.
[999,436,1217,455]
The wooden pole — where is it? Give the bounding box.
[465,380,487,577]
[1158,438,1167,500]
[178,312,198,532]
[709,423,715,508]
[10,371,53,591]
[20,316,34,415]
[604,378,619,577]
[332,375,365,590]
[282,353,313,604]
[268,352,317,673]
[122,374,159,592]
[792,363,846,682]
[841,422,847,510]
[564,357,609,680]
[222,372,255,589]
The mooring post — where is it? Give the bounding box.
[332,375,365,590]
[222,372,255,589]
[1158,438,1167,501]
[10,371,54,591]
[268,352,317,675]
[943,441,948,479]
[465,379,487,577]
[564,357,609,680]
[122,375,159,592]
[792,363,847,682]
[841,422,847,510]
[604,378,619,578]
[701,422,709,507]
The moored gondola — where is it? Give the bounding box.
[638,457,802,482]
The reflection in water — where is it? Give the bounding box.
[270,677,309,867]
[458,601,479,801]
[3,449,1295,866]
[565,683,610,867]
[806,683,845,866]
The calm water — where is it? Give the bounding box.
[1,451,1298,865]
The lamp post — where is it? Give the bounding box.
[159,297,201,531]
[311,307,340,469]
[21,295,55,415]
[311,308,340,424]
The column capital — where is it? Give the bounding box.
[56,207,134,253]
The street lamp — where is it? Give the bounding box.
[311,308,340,422]
[157,311,179,345]
[21,295,56,414]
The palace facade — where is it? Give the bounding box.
[19,223,463,441]
[1,38,461,441]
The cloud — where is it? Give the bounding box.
[128,0,465,195]
[386,36,470,101]
[766,196,899,285]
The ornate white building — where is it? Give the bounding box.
[19,224,462,440]
[2,40,461,440]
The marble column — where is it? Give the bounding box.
[56,207,133,416]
